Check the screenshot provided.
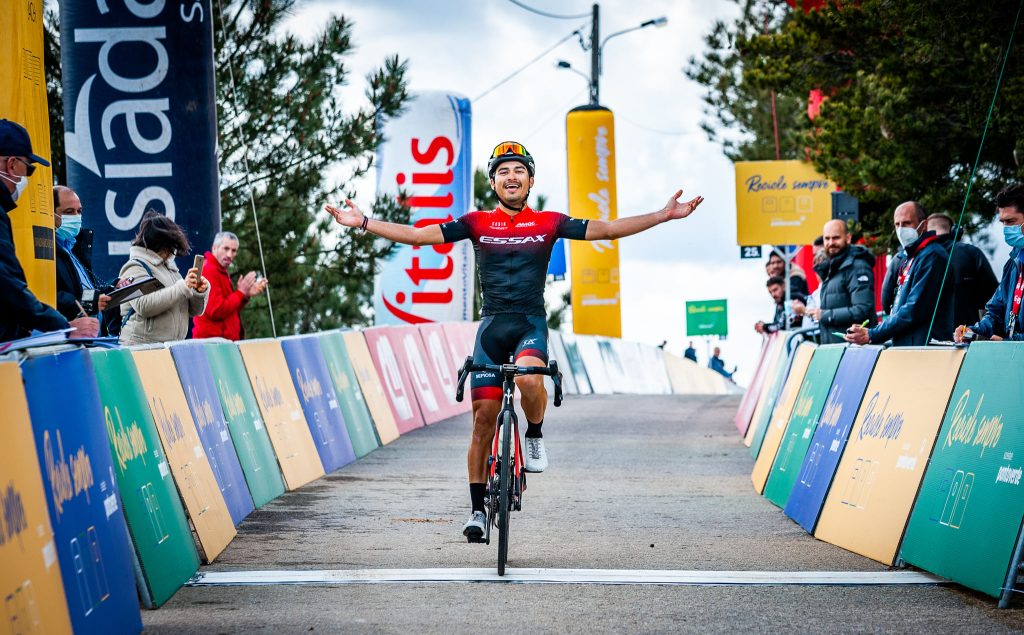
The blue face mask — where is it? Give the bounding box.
[56,214,82,242]
[1004,223,1024,249]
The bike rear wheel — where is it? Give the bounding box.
[497,410,513,576]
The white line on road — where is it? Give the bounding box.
[188,568,946,587]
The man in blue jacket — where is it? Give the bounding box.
[955,184,1024,343]
[845,200,953,346]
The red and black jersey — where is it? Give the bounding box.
[439,206,589,316]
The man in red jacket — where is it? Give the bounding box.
[192,231,267,340]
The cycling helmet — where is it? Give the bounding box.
[487,141,535,178]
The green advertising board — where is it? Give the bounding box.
[317,332,381,457]
[901,342,1024,599]
[763,345,846,508]
[750,342,795,459]
[686,299,728,337]
[90,348,200,608]
[204,341,287,509]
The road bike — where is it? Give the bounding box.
[455,357,563,575]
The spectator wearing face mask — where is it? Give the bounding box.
[117,210,209,345]
[956,184,1024,343]
[53,185,111,321]
[846,200,953,346]
[0,120,98,342]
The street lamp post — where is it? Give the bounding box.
[583,4,667,106]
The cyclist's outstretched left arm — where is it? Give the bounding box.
[584,189,703,241]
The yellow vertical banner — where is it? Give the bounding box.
[0,1,56,304]
[566,106,621,338]
[0,362,72,634]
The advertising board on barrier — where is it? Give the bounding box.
[341,331,401,445]
[237,340,325,490]
[170,343,255,526]
[132,348,236,562]
[387,326,459,425]
[560,332,593,395]
[316,332,381,457]
[547,331,579,395]
[417,323,468,415]
[441,321,473,368]
[575,335,612,394]
[815,348,965,565]
[60,1,221,281]
[374,91,474,324]
[746,337,792,450]
[90,348,199,608]
[21,349,143,633]
[763,346,845,508]
[734,334,778,435]
[0,362,72,633]
[1,9,56,303]
[203,341,286,508]
[901,342,1024,598]
[784,346,882,533]
[567,106,622,338]
[362,327,425,434]
[751,343,816,493]
[280,336,357,472]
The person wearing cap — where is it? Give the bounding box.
[0,119,98,342]
[325,140,704,542]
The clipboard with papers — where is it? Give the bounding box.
[106,276,164,307]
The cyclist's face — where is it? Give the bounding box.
[490,161,533,207]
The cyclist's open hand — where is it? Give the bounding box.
[325,198,364,229]
[664,190,704,220]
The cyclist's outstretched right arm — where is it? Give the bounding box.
[325,199,445,246]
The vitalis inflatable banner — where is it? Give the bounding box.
[374,91,473,324]
[60,0,220,282]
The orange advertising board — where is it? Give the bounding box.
[751,343,816,493]
[131,348,236,562]
[342,331,401,445]
[814,348,965,564]
[0,362,72,633]
[237,340,325,490]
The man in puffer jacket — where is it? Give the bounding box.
[803,220,876,344]
[118,211,209,345]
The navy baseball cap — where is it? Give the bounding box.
[0,119,50,167]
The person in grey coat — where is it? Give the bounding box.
[798,219,876,343]
[118,211,208,345]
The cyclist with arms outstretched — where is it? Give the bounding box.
[325,141,703,541]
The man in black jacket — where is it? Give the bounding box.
[847,201,953,346]
[0,120,97,342]
[53,186,111,321]
[800,219,876,344]
[926,213,998,328]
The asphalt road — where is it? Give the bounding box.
[143,394,1024,633]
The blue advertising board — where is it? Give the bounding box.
[21,348,143,634]
[170,343,254,526]
[280,336,357,472]
[783,345,882,532]
[59,1,220,281]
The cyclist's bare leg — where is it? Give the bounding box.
[468,398,501,482]
[515,355,548,425]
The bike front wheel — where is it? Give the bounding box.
[497,410,513,576]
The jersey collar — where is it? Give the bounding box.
[494,205,535,223]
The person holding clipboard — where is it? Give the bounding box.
[117,211,209,345]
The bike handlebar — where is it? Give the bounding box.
[455,356,563,407]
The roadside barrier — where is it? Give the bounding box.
[734,334,779,435]
[0,324,721,625]
[738,338,1024,606]
[743,334,791,448]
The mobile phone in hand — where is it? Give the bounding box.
[193,254,204,273]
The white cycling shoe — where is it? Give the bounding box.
[462,510,486,542]
[524,436,548,473]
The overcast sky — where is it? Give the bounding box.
[284,0,791,384]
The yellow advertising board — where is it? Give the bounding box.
[566,106,621,338]
[735,160,836,247]
[237,340,325,489]
[132,348,236,563]
[342,331,401,445]
[0,2,56,304]
[814,348,965,564]
[0,362,72,634]
[744,335,788,447]
[751,343,816,493]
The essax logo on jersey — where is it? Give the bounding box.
[480,234,548,245]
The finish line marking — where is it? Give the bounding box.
[188,568,946,587]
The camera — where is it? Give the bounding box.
[80,288,99,315]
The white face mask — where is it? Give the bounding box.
[0,169,26,202]
[896,225,919,248]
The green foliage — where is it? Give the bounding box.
[689,0,1024,240]
[214,0,410,336]
[43,6,64,185]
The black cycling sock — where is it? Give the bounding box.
[525,420,543,438]
[470,483,486,513]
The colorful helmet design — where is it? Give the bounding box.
[487,141,535,178]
